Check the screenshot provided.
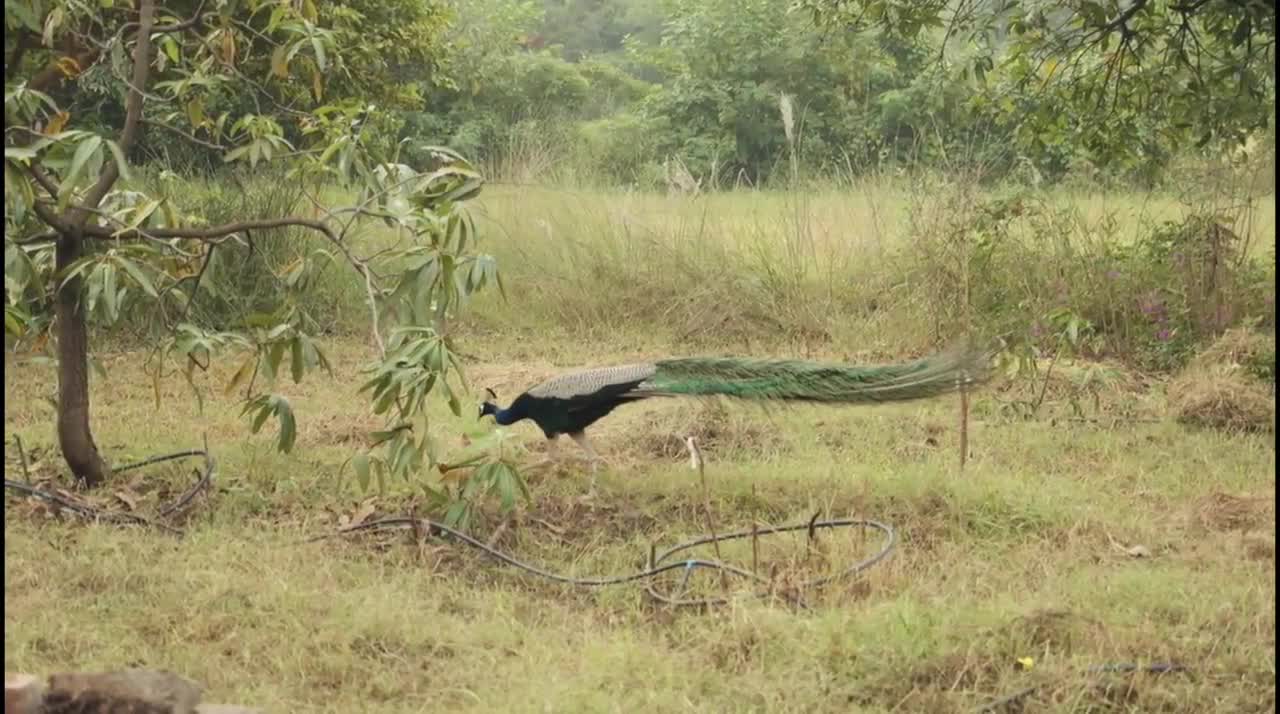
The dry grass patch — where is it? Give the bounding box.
[1169,329,1276,433]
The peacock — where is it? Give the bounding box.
[479,344,991,485]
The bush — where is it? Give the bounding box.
[574,114,664,184]
[893,178,1275,373]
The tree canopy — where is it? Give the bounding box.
[794,0,1276,159]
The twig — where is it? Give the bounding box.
[3,448,214,535]
[975,685,1038,712]
[1032,349,1062,414]
[486,517,511,549]
[14,435,31,482]
[686,436,729,597]
[751,521,760,576]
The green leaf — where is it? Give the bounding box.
[115,256,159,298]
[5,146,40,161]
[352,453,371,491]
[225,353,256,396]
[266,341,287,380]
[161,35,180,63]
[104,139,132,182]
[251,403,273,433]
[101,264,119,322]
[274,396,297,453]
[114,198,162,236]
[63,134,103,193]
[6,0,40,31]
[310,35,328,72]
[290,336,304,383]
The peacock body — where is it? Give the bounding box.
[480,345,991,476]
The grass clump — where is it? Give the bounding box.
[1169,328,1276,434]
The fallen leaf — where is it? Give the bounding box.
[114,490,140,511]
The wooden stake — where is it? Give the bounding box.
[686,436,728,596]
[959,381,970,472]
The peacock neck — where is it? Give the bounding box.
[494,408,520,426]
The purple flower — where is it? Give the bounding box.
[1156,328,1172,342]
[1138,292,1168,322]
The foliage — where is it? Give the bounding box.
[538,0,666,62]
[796,0,1277,169]
[894,184,1275,381]
[4,0,525,527]
[228,0,1274,188]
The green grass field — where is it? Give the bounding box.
[4,182,1276,712]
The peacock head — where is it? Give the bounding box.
[478,387,500,420]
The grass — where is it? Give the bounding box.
[5,178,1277,712]
[461,176,1275,357]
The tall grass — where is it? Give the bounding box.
[103,148,1274,375]
[462,165,1275,370]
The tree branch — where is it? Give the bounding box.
[66,0,155,232]
[6,32,31,82]
[26,164,62,199]
[142,118,228,151]
[85,216,387,358]
[155,1,210,33]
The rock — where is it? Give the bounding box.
[44,668,202,713]
[6,673,44,714]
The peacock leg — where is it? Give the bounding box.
[537,435,561,470]
[568,431,603,490]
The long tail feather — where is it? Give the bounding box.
[635,343,992,405]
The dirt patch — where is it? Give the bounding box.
[520,492,663,541]
[628,399,788,462]
[302,412,387,448]
[870,490,955,554]
[1242,531,1275,562]
[1191,491,1274,533]
[997,608,1104,655]
[906,651,1004,692]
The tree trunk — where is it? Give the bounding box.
[55,232,109,486]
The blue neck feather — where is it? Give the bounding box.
[482,402,522,426]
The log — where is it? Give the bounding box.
[5,669,259,714]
